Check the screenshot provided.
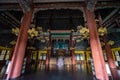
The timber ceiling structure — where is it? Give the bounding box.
[0,0,120,50]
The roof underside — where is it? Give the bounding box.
[0,0,120,50]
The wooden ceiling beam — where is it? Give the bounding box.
[33,2,84,10]
[0,1,120,10]
[0,3,21,10]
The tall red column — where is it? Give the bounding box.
[103,35,119,80]
[71,39,76,72]
[71,33,75,65]
[7,10,33,79]
[98,12,119,80]
[84,8,109,80]
[46,31,51,70]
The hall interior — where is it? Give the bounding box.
[0,0,120,80]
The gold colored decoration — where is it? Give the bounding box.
[79,26,89,39]
[44,47,47,50]
[12,27,19,36]
[71,29,74,32]
[72,37,76,40]
[98,27,107,36]
[41,39,45,43]
[30,24,35,28]
[12,24,41,39]
[76,39,83,43]
[107,40,114,45]
[27,46,35,50]
[101,41,105,47]
[36,36,43,40]
[10,40,16,45]
[86,47,90,50]
[47,29,50,32]
[37,26,42,32]
[95,19,99,22]
[70,47,75,50]
[45,37,49,41]
[76,39,81,43]
[47,47,51,50]
[28,27,38,38]
[77,25,83,30]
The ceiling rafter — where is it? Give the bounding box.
[103,9,120,28]
[0,13,17,27]
[4,11,20,25]
[4,12,19,26]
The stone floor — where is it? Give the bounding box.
[20,70,94,80]
[1,62,120,80]
[15,63,96,80]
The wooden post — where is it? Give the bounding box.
[71,39,75,65]
[7,9,33,79]
[84,8,109,80]
[46,31,51,70]
[71,31,75,65]
[103,35,119,80]
[98,12,119,80]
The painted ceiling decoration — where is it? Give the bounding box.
[0,0,120,50]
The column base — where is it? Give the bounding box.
[2,74,7,80]
[110,68,119,80]
[9,77,20,80]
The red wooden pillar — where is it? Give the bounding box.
[84,8,109,80]
[71,43,76,72]
[98,12,119,80]
[71,32,75,65]
[46,50,49,70]
[103,35,119,80]
[46,31,51,70]
[7,10,33,79]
